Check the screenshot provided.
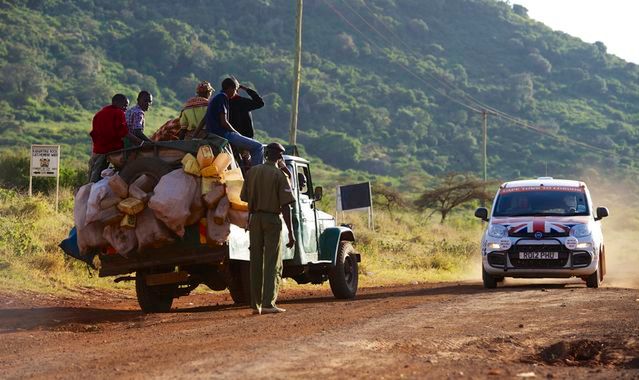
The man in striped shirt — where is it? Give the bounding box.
[125,90,153,142]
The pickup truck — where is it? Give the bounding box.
[68,136,360,312]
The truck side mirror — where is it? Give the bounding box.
[314,186,323,201]
[595,207,609,220]
[474,207,489,221]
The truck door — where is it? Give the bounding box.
[294,163,319,261]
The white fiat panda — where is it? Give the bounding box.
[474,178,609,288]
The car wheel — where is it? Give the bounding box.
[482,266,498,289]
[329,241,358,299]
[586,256,603,288]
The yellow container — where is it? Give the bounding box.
[120,214,136,228]
[212,152,232,173]
[224,167,244,181]
[230,200,249,212]
[196,145,215,168]
[181,153,201,176]
[117,197,145,215]
[201,164,219,177]
[226,179,244,204]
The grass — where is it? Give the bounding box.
[0,188,129,294]
[0,185,484,297]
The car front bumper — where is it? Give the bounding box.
[482,238,598,278]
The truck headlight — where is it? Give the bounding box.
[488,225,507,238]
[570,224,592,238]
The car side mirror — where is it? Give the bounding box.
[474,207,489,221]
[313,186,323,201]
[595,207,609,220]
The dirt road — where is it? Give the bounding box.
[1,281,638,379]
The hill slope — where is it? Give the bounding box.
[1,0,638,180]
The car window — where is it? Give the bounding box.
[493,188,589,217]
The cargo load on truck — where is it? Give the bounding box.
[60,134,360,313]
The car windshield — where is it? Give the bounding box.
[493,187,589,217]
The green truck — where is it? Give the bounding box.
[71,136,360,312]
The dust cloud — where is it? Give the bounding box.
[580,170,639,289]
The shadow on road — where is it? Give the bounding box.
[0,306,144,333]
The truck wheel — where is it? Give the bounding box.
[228,261,250,305]
[135,270,175,313]
[329,241,358,299]
[119,157,174,186]
[482,267,498,289]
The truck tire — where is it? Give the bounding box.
[482,267,498,289]
[119,157,174,186]
[329,241,358,299]
[228,261,250,305]
[135,270,175,313]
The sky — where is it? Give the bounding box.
[503,0,639,64]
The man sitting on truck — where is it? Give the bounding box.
[178,81,214,140]
[241,142,296,315]
[206,78,264,167]
[125,90,153,143]
[88,94,142,182]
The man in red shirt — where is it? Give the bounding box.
[88,94,141,182]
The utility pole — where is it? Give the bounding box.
[289,0,303,146]
[482,110,488,183]
[481,110,488,208]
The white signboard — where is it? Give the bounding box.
[31,145,60,177]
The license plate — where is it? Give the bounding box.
[519,251,559,259]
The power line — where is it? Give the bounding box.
[325,0,614,155]
[321,0,484,114]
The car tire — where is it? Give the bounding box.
[228,260,250,305]
[482,266,498,289]
[586,257,603,288]
[329,241,358,299]
[135,270,176,313]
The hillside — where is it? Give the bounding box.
[1,0,638,182]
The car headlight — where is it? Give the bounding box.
[570,224,592,238]
[488,224,508,238]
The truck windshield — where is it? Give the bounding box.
[493,188,589,217]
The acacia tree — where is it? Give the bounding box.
[415,173,494,223]
[372,183,407,218]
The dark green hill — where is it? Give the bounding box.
[1,0,638,181]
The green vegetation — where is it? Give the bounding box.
[2,0,639,294]
[0,188,128,292]
[1,0,638,180]
[0,186,482,294]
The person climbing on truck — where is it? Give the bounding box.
[205,77,264,167]
[241,142,295,315]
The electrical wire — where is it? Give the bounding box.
[324,0,614,155]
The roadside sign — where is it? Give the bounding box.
[336,182,374,229]
[29,144,61,211]
[31,145,60,177]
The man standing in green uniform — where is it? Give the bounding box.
[240,143,296,315]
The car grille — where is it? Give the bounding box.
[508,231,569,238]
[508,244,569,269]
